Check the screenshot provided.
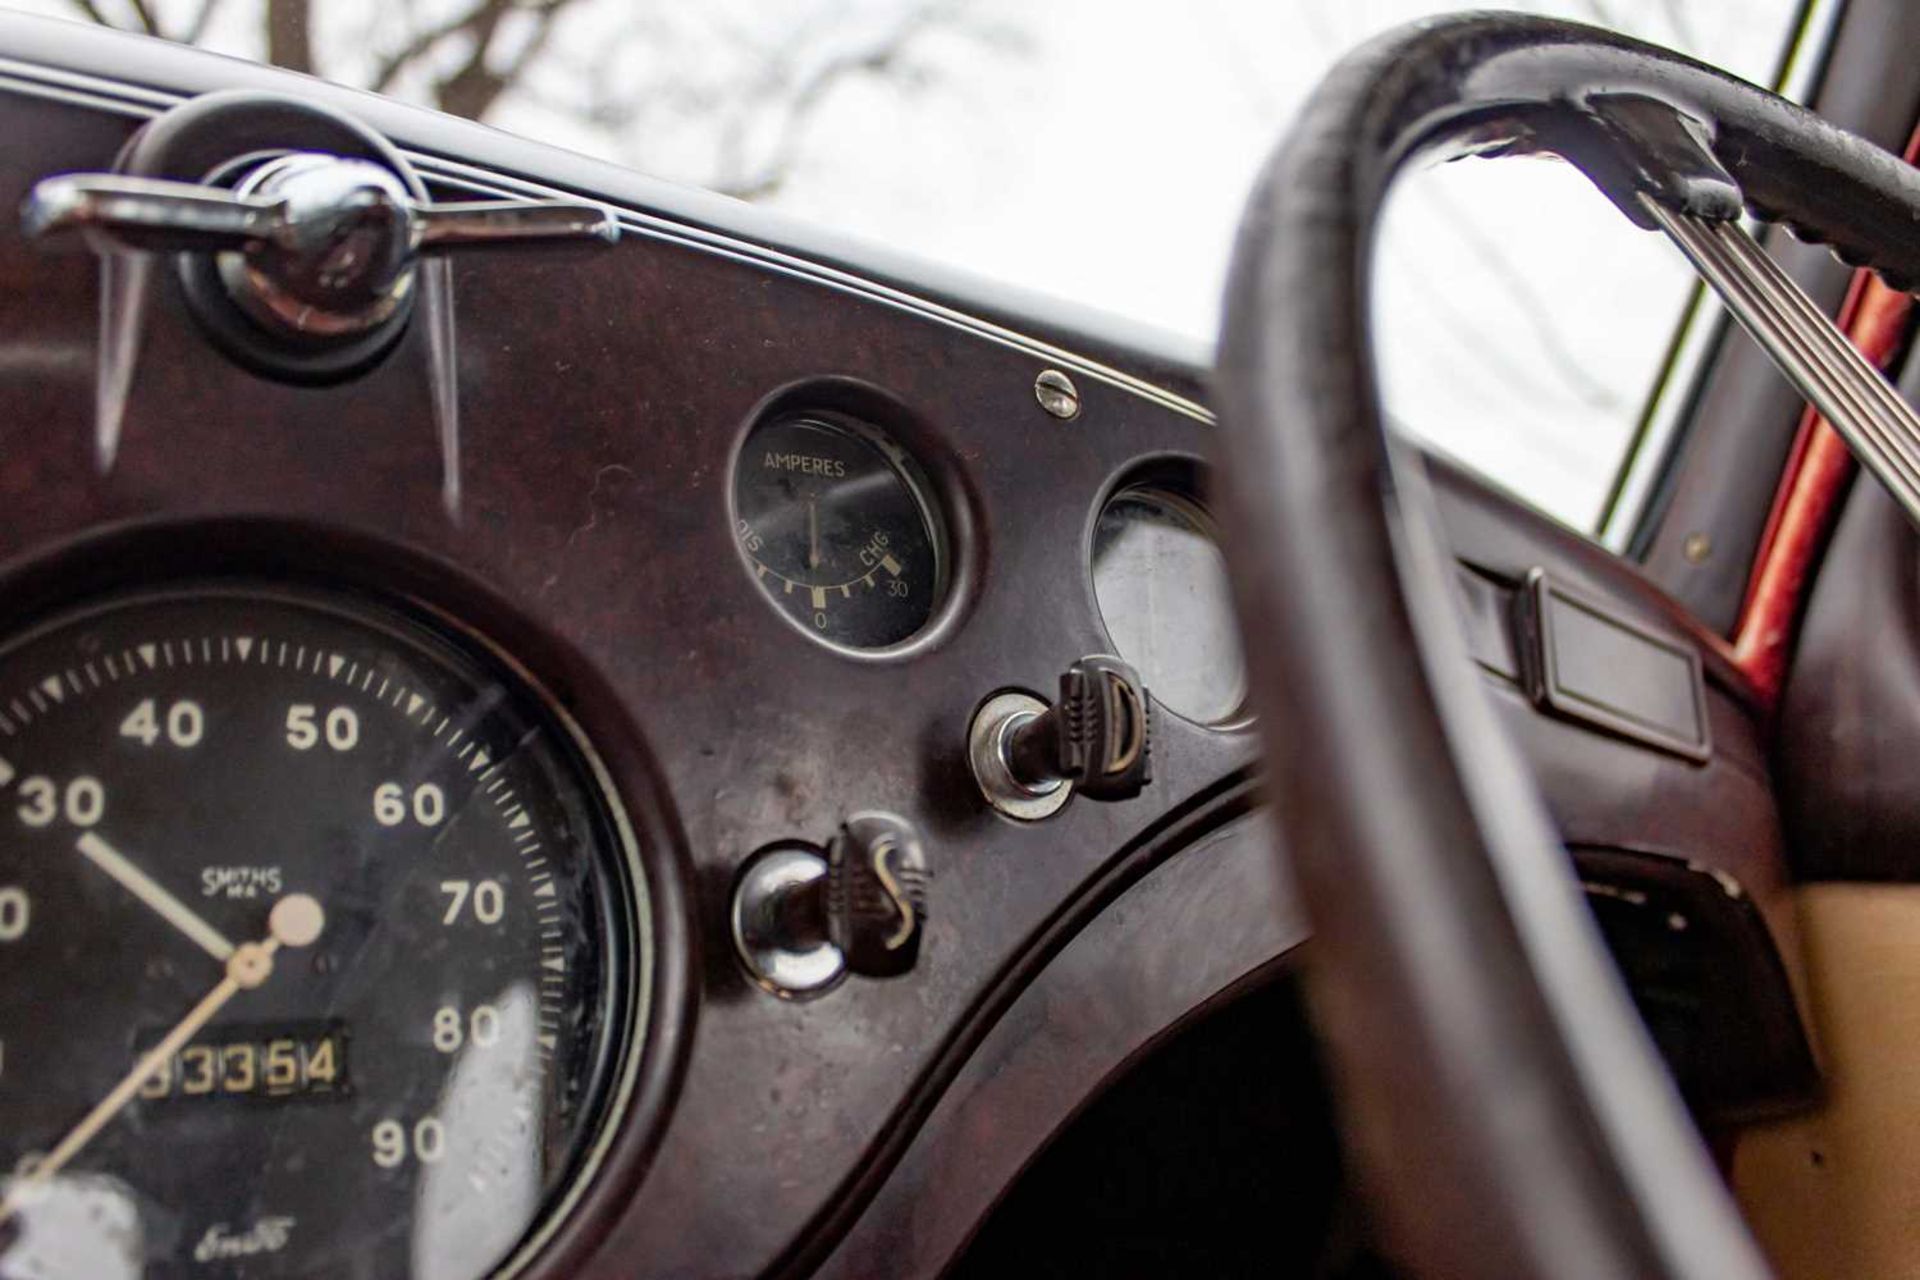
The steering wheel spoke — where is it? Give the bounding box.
[1649,202,1920,525]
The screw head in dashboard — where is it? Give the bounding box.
[1034,369,1082,420]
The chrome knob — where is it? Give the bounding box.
[23,151,617,340]
[731,815,930,998]
[731,846,845,999]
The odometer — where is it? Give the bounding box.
[0,585,643,1280]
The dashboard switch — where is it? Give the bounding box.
[968,657,1154,820]
[1012,656,1154,801]
[826,813,929,978]
[732,816,928,998]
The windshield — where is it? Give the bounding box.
[2,0,1815,530]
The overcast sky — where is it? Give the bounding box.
[5,0,1809,528]
[718,0,1803,529]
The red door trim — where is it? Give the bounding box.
[1730,130,1920,707]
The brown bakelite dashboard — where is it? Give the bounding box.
[0,14,1812,1279]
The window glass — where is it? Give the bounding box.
[5,0,1813,528]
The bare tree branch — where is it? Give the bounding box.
[713,1,966,200]
[124,0,161,34]
[366,0,583,123]
[1380,233,1620,443]
[369,0,503,95]
[434,0,580,122]
[264,0,314,74]
[182,0,228,45]
[53,0,1001,205]
[63,0,115,27]
[1420,177,1629,412]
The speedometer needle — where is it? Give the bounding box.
[0,893,324,1229]
[76,831,236,962]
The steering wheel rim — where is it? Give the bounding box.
[1212,13,1920,1278]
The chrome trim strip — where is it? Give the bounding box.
[411,161,1214,423]
[0,59,1214,426]
[0,59,170,119]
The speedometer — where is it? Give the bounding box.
[0,585,644,1280]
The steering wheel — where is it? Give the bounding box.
[1211,14,1920,1279]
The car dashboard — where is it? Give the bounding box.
[0,13,1816,1280]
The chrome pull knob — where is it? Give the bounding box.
[15,90,581,510]
[22,174,284,252]
[23,152,617,339]
[415,200,619,249]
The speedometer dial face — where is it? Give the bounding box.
[0,586,642,1280]
[734,414,946,649]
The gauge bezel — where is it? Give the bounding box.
[1086,454,1254,731]
[726,378,976,660]
[0,580,643,1278]
[0,519,696,1280]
